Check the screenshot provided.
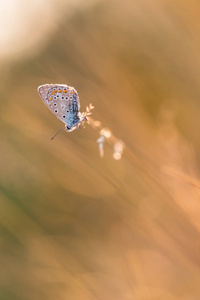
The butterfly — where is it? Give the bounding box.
[38,84,94,138]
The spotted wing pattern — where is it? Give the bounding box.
[38,84,80,129]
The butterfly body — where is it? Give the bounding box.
[38,84,89,132]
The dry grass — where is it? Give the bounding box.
[1,1,200,299]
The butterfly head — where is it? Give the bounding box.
[65,125,75,132]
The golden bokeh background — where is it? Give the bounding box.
[1,0,200,299]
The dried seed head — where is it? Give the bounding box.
[113,152,122,160]
[114,141,125,153]
[100,128,111,138]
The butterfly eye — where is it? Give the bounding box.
[54,109,58,113]
[62,115,66,119]
[53,103,57,106]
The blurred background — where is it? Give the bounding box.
[1,0,200,299]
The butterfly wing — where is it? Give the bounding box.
[38,84,81,128]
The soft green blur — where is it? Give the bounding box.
[1,1,200,299]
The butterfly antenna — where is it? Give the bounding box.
[50,126,65,140]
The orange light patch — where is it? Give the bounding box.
[54,90,57,93]
[70,91,73,94]
[49,97,52,101]
[58,90,62,93]
[50,92,54,95]
[64,90,68,93]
